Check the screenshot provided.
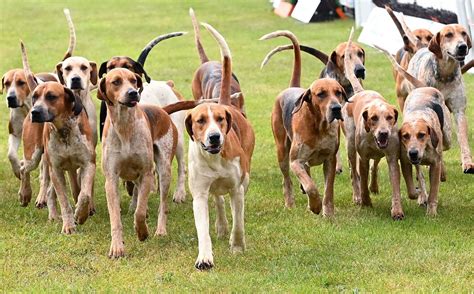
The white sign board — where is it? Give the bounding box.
[291,0,321,23]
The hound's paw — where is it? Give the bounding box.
[322,205,334,217]
[231,244,245,254]
[172,189,186,203]
[391,209,405,221]
[195,253,214,270]
[18,188,32,207]
[61,221,76,234]
[135,223,149,241]
[370,183,379,194]
[154,226,167,237]
[108,240,125,259]
[308,197,322,214]
[215,221,229,239]
[426,205,438,217]
[35,198,47,209]
[335,166,343,175]
[89,202,96,216]
[462,162,474,174]
[74,197,90,225]
[284,196,295,209]
[352,194,362,205]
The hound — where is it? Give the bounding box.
[98,67,178,258]
[343,28,404,219]
[1,8,73,184]
[385,6,434,110]
[380,49,452,215]
[399,24,474,174]
[98,32,188,203]
[189,8,246,113]
[261,30,346,214]
[185,23,254,270]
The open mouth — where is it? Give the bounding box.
[201,143,221,154]
[7,102,19,108]
[375,137,389,149]
[409,158,421,165]
[119,100,138,107]
[70,84,84,90]
[448,52,466,62]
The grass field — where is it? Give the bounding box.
[1,0,473,292]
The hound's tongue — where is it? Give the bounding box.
[377,138,388,149]
[129,101,138,107]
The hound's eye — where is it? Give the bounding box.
[80,65,88,71]
[461,31,467,37]
[17,80,25,86]
[426,36,432,41]
[335,90,342,97]
[402,133,410,140]
[386,115,393,121]
[64,66,72,71]
[32,95,38,104]
[317,92,327,99]
[417,133,425,140]
[197,118,205,124]
[45,93,57,101]
[112,80,121,86]
[216,116,224,123]
[446,32,454,38]
[130,79,137,84]
[341,54,345,59]
[371,116,379,121]
[416,36,422,41]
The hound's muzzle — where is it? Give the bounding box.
[329,103,343,123]
[31,106,54,123]
[354,64,366,79]
[408,149,421,165]
[201,132,222,154]
[70,76,83,90]
[375,131,389,149]
[119,89,140,107]
[455,43,469,61]
[7,95,19,108]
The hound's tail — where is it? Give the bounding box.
[343,27,364,94]
[190,8,209,64]
[62,8,76,61]
[461,59,474,74]
[201,23,232,105]
[20,41,38,91]
[385,5,420,50]
[260,30,302,88]
[374,44,426,88]
[137,32,187,66]
[260,44,328,69]
[162,98,219,114]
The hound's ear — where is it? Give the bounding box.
[225,110,232,134]
[466,33,472,49]
[362,110,370,132]
[89,62,98,86]
[99,61,108,78]
[55,62,65,85]
[428,126,439,148]
[340,86,348,102]
[132,61,151,83]
[393,109,399,124]
[403,35,414,53]
[185,113,194,141]
[1,74,5,94]
[330,51,338,66]
[428,32,443,59]
[97,77,107,101]
[292,88,311,114]
[360,47,366,64]
[134,73,143,93]
[64,87,83,116]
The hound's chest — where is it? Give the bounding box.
[48,134,91,169]
[299,130,339,165]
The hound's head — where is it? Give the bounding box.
[362,101,398,149]
[404,29,434,53]
[99,56,150,83]
[2,69,32,108]
[56,56,98,91]
[399,119,438,165]
[30,81,82,123]
[97,68,143,107]
[185,103,232,155]
[293,78,347,123]
[332,41,366,79]
[429,24,472,62]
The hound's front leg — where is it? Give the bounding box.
[453,111,474,173]
[290,158,322,214]
[104,172,125,258]
[75,162,96,225]
[135,172,152,241]
[155,153,172,236]
[35,160,49,208]
[322,155,337,217]
[387,155,404,220]
[229,185,245,253]
[8,134,21,179]
[400,155,418,200]
[215,195,229,238]
[427,161,441,216]
[173,137,187,203]
[50,166,76,234]
[192,190,213,270]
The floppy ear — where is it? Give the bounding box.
[360,47,366,64]
[132,61,151,83]
[55,62,65,85]
[89,62,98,86]
[340,86,348,102]
[185,113,194,141]
[393,109,399,124]
[292,88,311,114]
[97,77,107,101]
[99,61,108,78]
[225,110,232,134]
[428,126,439,148]
[134,73,143,93]
[428,32,443,59]
[362,110,370,132]
[64,87,83,116]
[1,74,5,94]
[466,33,472,49]
[403,35,414,53]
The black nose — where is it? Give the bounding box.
[378,131,389,140]
[354,65,366,79]
[30,108,43,122]
[330,104,341,112]
[458,44,468,55]
[208,133,221,145]
[408,149,419,160]
[71,76,81,83]
[127,89,138,99]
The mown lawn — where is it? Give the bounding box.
[0,0,473,292]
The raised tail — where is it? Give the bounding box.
[343,27,364,94]
[260,44,328,69]
[374,44,426,88]
[461,59,474,74]
[137,32,187,66]
[20,41,38,92]
[190,8,209,64]
[259,30,301,88]
[385,5,420,50]
[162,98,219,114]
[201,22,232,105]
[62,8,76,61]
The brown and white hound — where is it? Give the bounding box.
[185,23,254,270]
[261,30,346,215]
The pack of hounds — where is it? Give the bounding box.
[2,6,473,270]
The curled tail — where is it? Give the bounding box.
[343,27,364,94]
[162,98,219,114]
[62,8,76,61]
[374,44,426,88]
[201,22,232,105]
[137,32,187,66]
[20,41,38,92]
[259,30,301,88]
[260,44,328,69]
[190,8,209,64]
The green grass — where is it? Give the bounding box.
[1,0,474,292]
